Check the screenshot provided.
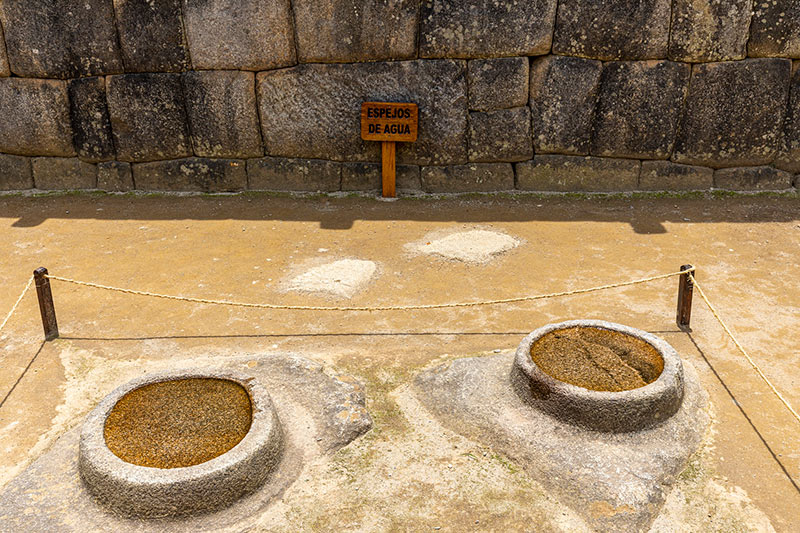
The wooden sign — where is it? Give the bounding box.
[360,102,419,197]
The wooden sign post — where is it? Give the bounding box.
[361,102,418,198]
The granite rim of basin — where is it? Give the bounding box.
[78,369,284,518]
[511,319,685,433]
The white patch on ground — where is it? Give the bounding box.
[411,229,520,263]
[286,259,377,298]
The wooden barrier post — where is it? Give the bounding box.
[676,264,694,331]
[361,102,418,198]
[33,267,58,340]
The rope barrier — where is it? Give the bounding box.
[690,273,800,425]
[0,276,33,335]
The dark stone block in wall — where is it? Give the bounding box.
[107,74,192,163]
[639,161,713,190]
[516,155,640,191]
[294,0,418,63]
[591,60,690,160]
[467,57,529,111]
[673,59,791,168]
[32,157,96,190]
[133,158,246,191]
[247,157,341,192]
[182,0,296,70]
[0,24,9,77]
[0,79,74,157]
[419,0,557,58]
[553,0,671,60]
[714,166,793,190]
[341,163,420,191]
[529,56,603,155]
[113,0,190,72]
[68,77,115,163]
[97,161,133,192]
[257,60,468,165]
[0,0,122,78]
[0,154,33,190]
[668,0,752,62]
[183,71,262,158]
[468,108,533,163]
[776,68,800,173]
[748,1,800,58]
[420,163,514,192]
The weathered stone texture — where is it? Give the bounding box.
[107,74,192,163]
[748,1,800,58]
[776,67,800,173]
[114,0,190,72]
[673,59,791,168]
[183,71,262,158]
[0,0,122,78]
[469,108,533,163]
[516,155,640,191]
[182,0,296,70]
[419,0,557,58]
[341,163,420,191]
[257,60,468,165]
[68,77,115,162]
[247,157,341,191]
[553,0,671,60]
[529,56,603,155]
[639,161,713,190]
[714,166,793,190]
[420,163,514,192]
[294,0,417,63]
[467,57,529,111]
[0,154,32,190]
[32,157,96,190]
[97,161,133,191]
[668,0,752,62]
[133,158,246,191]
[591,60,690,159]
[0,24,10,77]
[0,79,74,157]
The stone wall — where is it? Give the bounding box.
[0,0,798,193]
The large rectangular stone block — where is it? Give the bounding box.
[420,163,514,192]
[639,161,713,190]
[591,61,690,159]
[182,0,295,70]
[113,0,190,72]
[183,71,262,158]
[0,24,9,77]
[97,161,133,192]
[257,60,468,165]
[529,56,603,155]
[553,0,671,60]
[247,157,341,192]
[341,162,420,191]
[516,155,640,191]
[0,154,33,190]
[293,0,417,63]
[419,0,557,58]
[748,1,800,58]
[467,57,529,111]
[468,108,533,163]
[714,166,793,190]
[133,158,246,192]
[776,67,800,173]
[668,0,752,62]
[32,157,96,190]
[673,59,791,168]
[68,77,115,162]
[0,0,122,78]
[0,79,74,157]
[107,74,192,163]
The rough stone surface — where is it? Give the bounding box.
[639,161,713,190]
[673,59,791,168]
[748,0,800,58]
[776,67,800,173]
[113,0,190,72]
[591,60,690,159]
[714,166,793,190]
[293,0,417,63]
[183,71,262,159]
[257,61,468,165]
[247,157,341,192]
[419,0,557,58]
[182,0,296,70]
[0,0,122,78]
[68,77,115,162]
[0,154,32,190]
[516,155,640,191]
[107,74,192,163]
[133,158,246,192]
[411,229,520,263]
[529,56,603,155]
[287,259,377,298]
[467,57,529,111]
[420,163,514,192]
[668,0,752,62]
[32,157,96,190]
[341,162,420,191]
[469,108,533,163]
[553,0,671,60]
[0,79,74,157]
[0,23,10,77]
[97,162,133,192]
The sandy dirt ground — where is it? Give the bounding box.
[0,193,798,531]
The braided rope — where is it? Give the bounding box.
[0,277,33,335]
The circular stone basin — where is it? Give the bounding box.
[79,370,283,518]
[512,320,684,433]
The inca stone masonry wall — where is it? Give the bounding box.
[0,0,798,193]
